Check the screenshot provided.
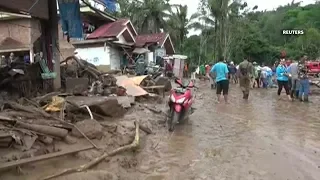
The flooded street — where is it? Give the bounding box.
[138,82,320,180]
[2,82,320,180]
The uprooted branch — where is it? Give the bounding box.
[41,120,140,180]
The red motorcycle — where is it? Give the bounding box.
[167,78,196,131]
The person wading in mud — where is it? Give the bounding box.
[287,60,299,98]
[210,57,229,103]
[238,57,253,99]
[208,63,215,89]
[298,64,310,102]
[276,59,292,101]
[228,61,237,84]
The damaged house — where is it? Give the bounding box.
[73,18,137,71]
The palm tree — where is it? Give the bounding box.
[196,0,247,60]
[116,0,172,33]
[115,0,139,19]
[166,5,189,52]
[133,0,172,33]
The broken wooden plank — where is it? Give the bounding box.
[0,145,94,170]
[141,85,165,89]
[0,115,15,123]
[141,86,165,97]
[15,122,68,138]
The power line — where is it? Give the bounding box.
[28,0,41,12]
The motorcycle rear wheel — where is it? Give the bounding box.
[168,111,179,131]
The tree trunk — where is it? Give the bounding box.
[213,22,216,61]
[217,15,224,59]
[214,20,219,61]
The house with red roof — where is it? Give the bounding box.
[134,32,175,64]
[72,18,137,71]
[59,3,117,61]
[135,32,175,55]
[67,8,174,72]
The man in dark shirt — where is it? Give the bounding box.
[228,61,237,84]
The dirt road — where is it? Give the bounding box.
[137,82,320,180]
[2,82,320,180]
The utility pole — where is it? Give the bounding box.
[48,0,61,90]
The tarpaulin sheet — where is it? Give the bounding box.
[58,0,83,38]
[129,75,148,85]
[116,76,147,97]
[102,0,117,12]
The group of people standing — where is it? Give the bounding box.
[275,59,310,101]
[208,57,310,103]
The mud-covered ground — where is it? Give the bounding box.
[2,81,320,180]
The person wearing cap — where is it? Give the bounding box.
[276,59,292,100]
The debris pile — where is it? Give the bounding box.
[0,61,43,97]
[60,56,127,96]
[0,55,171,178]
[0,85,166,173]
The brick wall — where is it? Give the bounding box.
[0,0,48,19]
[0,18,42,46]
[0,18,79,61]
[0,18,31,46]
[58,23,75,61]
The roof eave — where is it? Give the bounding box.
[125,20,138,36]
[117,27,136,43]
[72,37,118,45]
[161,34,175,54]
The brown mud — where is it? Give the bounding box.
[2,82,320,180]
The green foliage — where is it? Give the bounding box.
[115,0,320,66]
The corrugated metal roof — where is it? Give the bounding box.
[87,19,128,39]
[135,33,167,47]
[135,32,175,54]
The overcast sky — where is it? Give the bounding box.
[170,0,317,17]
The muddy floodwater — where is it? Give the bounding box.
[2,82,320,180]
[138,82,320,180]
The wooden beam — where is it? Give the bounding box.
[141,85,165,89]
[72,37,117,45]
[0,145,94,170]
[0,48,29,53]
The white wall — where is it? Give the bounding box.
[76,45,122,70]
[75,46,110,66]
[109,47,121,70]
[147,52,154,64]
